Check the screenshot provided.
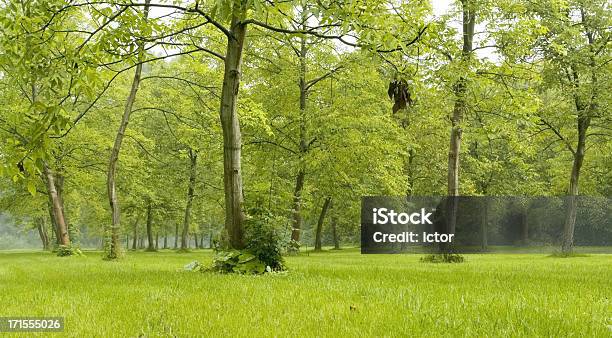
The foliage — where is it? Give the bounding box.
[244,208,287,271]
[420,253,465,264]
[56,244,84,257]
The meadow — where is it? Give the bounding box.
[0,249,610,337]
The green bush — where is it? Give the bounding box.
[243,208,286,271]
[204,208,287,274]
[211,250,267,274]
[57,244,84,257]
[420,253,464,263]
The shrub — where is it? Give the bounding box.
[211,250,267,274]
[244,208,286,271]
[206,207,287,274]
[57,244,84,257]
[420,253,464,263]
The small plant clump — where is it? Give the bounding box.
[56,244,84,257]
[186,207,288,275]
[420,253,464,263]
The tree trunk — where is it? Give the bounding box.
[36,218,49,250]
[44,164,70,246]
[131,213,140,250]
[181,149,197,250]
[145,201,155,251]
[314,197,332,251]
[291,35,309,243]
[155,232,159,250]
[46,198,60,245]
[105,0,150,259]
[164,229,168,249]
[480,198,488,251]
[521,209,529,245]
[331,213,340,250]
[174,222,179,249]
[200,230,205,248]
[446,0,474,238]
[194,232,199,249]
[220,8,248,249]
[562,117,588,253]
[407,148,415,196]
[290,169,306,242]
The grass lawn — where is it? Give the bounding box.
[0,248,610,337]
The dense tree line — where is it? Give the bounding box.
[0,0,609,258]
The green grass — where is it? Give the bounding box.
[0,249,610,337]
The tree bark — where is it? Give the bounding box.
[44,164,70,246]
[46,198,59,245]
[561,39,594,252]
[520,209,529,245]
[291,34,309,243]
[220,6,248,249]
[194,232,199,249]
[145,201,155,251]
[181,149,197,250]
[480,198,488,251]
[163,229,168,249]
[314,197,332,251]
[174,222,179,249]
[36,218,49,250]
[105,0,150,259]
[131,213,140,250]
[561,117,588,252]
[290,169,306,241]
[446,0,475,237]
[406,148,415,196]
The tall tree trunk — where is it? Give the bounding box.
[562,116,589,253]
[480,198,488,251]
[290,170,306,242]
[145,201,155,251]
[220,7,248,249]
[561,42,594,253]
[131,213,140,250]
[446,0,475,238]
[520,208,529,245]
[36,218,49,250]
[55,173,69,233]
[181,149,197,250]
[44,164,70,246]
[194,232,199,249]
[331,213,340,250]
[174,223,179,249]
[105,0,150,259]
[406,148,415,196]
[163,229,168,249]
[314,197,332,251]
[155,232,159,250]
[46,198,59,245]
[291,35,309,243]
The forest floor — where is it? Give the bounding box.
[0,248,610,337]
